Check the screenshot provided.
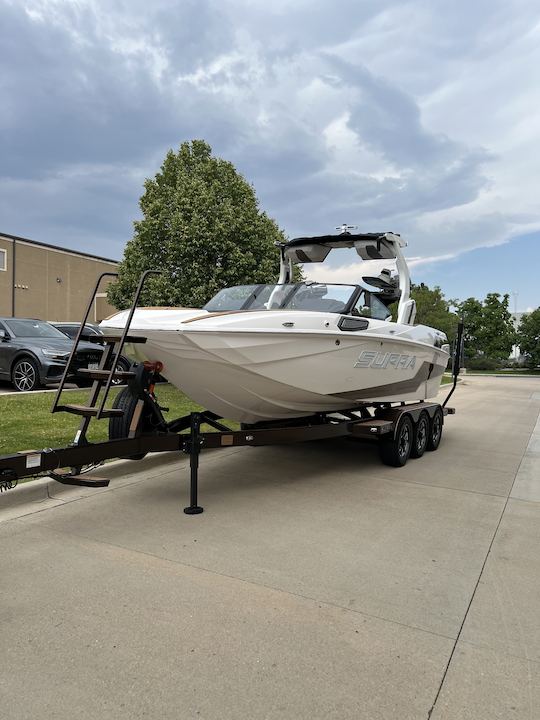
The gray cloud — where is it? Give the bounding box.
[1,0,539,264]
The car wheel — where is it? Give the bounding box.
[12,357,41,392]
[111,357,131,386]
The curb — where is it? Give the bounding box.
[0,451,185,518]
[0,457,139,513]
[0,476,51,508]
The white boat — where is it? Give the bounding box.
[102,231,450,424]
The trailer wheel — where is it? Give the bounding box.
[410,411,429,459]
[379,415,413,467]
[109,387,151,460]
[427,406,444,451]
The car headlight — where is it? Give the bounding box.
[41,349,70,360]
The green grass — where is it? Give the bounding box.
[465,368,540,375]
[0,384,202,457]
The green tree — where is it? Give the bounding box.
[410,283,459,341]
[108,140,286,309]
[459,293,516,365]
[518,308,540,368]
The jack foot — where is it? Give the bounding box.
[184,505,204,515]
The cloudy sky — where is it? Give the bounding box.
[2,0,540,309]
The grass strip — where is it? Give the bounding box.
[0,384,201,457]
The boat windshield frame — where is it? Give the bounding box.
[204,282,368,315]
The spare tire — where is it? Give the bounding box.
[109,387,152,460]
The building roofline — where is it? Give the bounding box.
[0,231,120,265]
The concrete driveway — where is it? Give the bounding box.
[1,376,539,719]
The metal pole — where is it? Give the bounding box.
[184,412,204,515]
[443,321,464,408]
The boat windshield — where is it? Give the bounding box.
[203,283,358,314]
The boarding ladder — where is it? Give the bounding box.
[51,270,160,448]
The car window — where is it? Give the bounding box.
[56,325,77,339]
[4,319,69,339]
[55,324,101,339]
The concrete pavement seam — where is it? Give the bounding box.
[33,519,458,645]
[426,404,540,719]
[457,637,540,667]
[373,473,509,499]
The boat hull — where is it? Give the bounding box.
[120,325,448,423]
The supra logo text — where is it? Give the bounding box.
[354,351,416,370]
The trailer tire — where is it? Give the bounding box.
[109,387,150,460]
[427,406,443,451]
[379,414,413,467]
[410,411,429,459]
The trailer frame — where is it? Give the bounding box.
[0,274,464,515]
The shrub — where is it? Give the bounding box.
[465,356,501,371]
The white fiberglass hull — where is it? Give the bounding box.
[103,308,449,423]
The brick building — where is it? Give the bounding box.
[0,232,119,322]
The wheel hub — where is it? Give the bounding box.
[398,426,410,458]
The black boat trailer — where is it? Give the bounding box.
[0,272,463,516]
[0,397,456,514]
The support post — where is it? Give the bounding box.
[184,412,204,515]
[443,320,464,409]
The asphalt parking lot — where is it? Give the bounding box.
[1,376,539,719]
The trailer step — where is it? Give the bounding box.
[57,404,124,418]
[84,334,147,345]
[53,473,110,488]
[76,369,136,380]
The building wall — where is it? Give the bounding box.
[0,235,119,322]
[0,237,12,315]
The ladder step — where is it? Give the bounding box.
[53,473,110,488]
[84,334,147,344]
[76,369,135,380]
[57,404,124,418]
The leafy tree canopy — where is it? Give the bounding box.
[518,308,540,368]
[458,293,516,364]
[410,283,459,342]
[108,140,287,309]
